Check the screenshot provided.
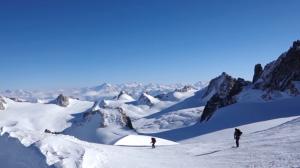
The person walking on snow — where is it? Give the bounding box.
[151,137,156,148]
[234,128,243,147]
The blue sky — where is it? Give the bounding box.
[1,0,300,89]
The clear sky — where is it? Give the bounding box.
[1,0,300,89]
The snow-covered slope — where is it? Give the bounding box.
[0,90,300,168]
[115,91,135,102]
[0,133,51,168]
[114,135,178,146]
[135,107,204,133]
[154,96,300,141]
[0,97,93,133]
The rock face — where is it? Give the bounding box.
[155,85,196,101]
[136,93,159,106]
[252,64,263,83]
[53,94,69,107]
[87,101,134,130]
[175,85,195,92]
[200,40,300,122]
[202,72,236,101]
[200,75,250,122]
[254,40,300,95]
[0,96,6,110]
[96,107,134,129]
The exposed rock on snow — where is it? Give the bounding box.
[136,93,159,106]
[202,72,236,101]
[254,40,300,95]
[99,107,134,130]
[252,64,263,83]
[175,85,195,92]
[9,97,27,102]
[201,76,250,122]
[0,96,7,110]
[51,94,70,107]
[116,91,135,102]
[65,106,135,144]
[91,99,109,111]
[155,85,197,102]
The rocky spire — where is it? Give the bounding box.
[252,64,263,83]
[53,94,70,107]
[0,96,6,110]
[254,40,300,94]
[200,76,250,122]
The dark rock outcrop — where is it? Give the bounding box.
[98,107,134,129]
[52,94,70,107]
[116,91,134,101]
[87,101,134,130]
[175,85,195,92]
[254,40,300,94]
[9,97,27,102]
[136,93,158,106]
[200,40,300,122]
[117,91,127,100]
[117,107,134,129]
[0,96,6,110]
[200,77,250,122]
[202,72,236,100]
[252,64,263,83]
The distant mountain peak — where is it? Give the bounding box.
[136,92,159,106]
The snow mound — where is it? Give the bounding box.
[114,135,178,146]
[116,91,135,102]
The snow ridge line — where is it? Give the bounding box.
[249,116,300,135]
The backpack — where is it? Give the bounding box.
[238,129,243,136]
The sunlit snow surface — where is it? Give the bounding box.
[0,94,300,168]
[114,135,178,146]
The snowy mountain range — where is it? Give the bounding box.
[0,82,208,103]
[0,40,300,168]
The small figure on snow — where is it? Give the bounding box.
[234,128,243,147]
[151,137,156,148]
[44,129,60,134]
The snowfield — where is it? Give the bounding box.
[0,93,300,168]
[114,135,178,146]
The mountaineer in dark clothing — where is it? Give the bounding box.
[151,137,156,148]
[234,128,243,147]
